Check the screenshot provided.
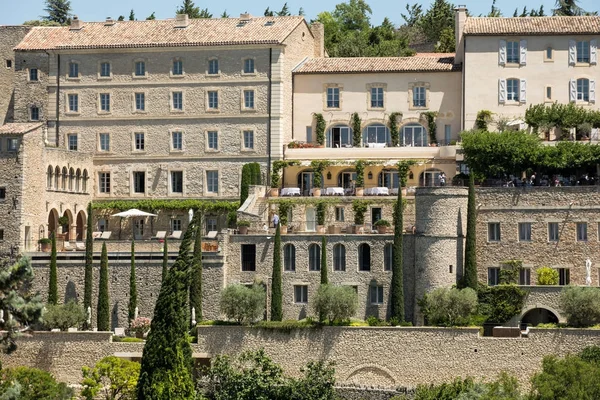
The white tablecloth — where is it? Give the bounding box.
[390,188,399,195]
[368,187,389,195]
[367,143,387,148]
[325,187,345,196]
[281,188,301,196]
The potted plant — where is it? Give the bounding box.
[38,238,52,252]
[57,216,69,234]
[352,200,367,234]
[310,160,330,198]
[279,202,292,234]
[237,220,251,235]
[316,202,326,233]
[355,160,365,196]
[374,219,391,234]
[279,214,288,234]
[129,317,151,339]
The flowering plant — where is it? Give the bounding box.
[129,317,151,335]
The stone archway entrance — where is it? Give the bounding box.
[61,210,73,241]
[76,210,86,241]
[521,307,560,326]
[47,209,59,237]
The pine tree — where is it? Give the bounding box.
[264,7,274,17]
[299,7,305,16]
[128,240,137,324]
[554,0,584,16]
[83,203,93,323]
[177,0,201,18]
[146,12,155,20]
[48,233,58,305]
[117,15,125,21]
[221,10,230,18]
[128,9,135,21]
[161,237,169,283]
[97,243,110,331]
[189,221,202,322]
[277,3,291,16]
[270,224,282,321]
[136,216,197,399]
[320,236,328,285]
[461,174,478,290]
[43,0,72,25]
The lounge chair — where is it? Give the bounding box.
[75,242,85,251]
[206,231,218,239]
[168,230,182,239]
[63,242,75,251]
[92,232,102,239]
[152,231,167,239]
[99,231,112,240]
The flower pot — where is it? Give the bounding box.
[135,331,145,339]
[402,188,408,196]
[316,225,326,234]
[280,225,288,234]
[40,242,51,252]
[377,226,388,234]
[238,226,249,235]
[328,225,341,234]
[270,188,279,197]
[312,188,321,197]
[355,188,364,197]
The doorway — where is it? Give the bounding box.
[371,208,382,226]
[134,219,144,240]
[305,207,316,232]
[298,172,313,196]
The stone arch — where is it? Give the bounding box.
[521,305,564,325]
[82,169,89,193]
[76,210,86,242]
[358,243,371,271]
[325,122,352,148]
[47,209,59,237]
[346,364,396,387]
[62,209,74,241]
[54,166,60,189]
[362,122,390,146]
[61,167,68,190]
[68,167,75,191]
[400,121,429,147]
[337,168,356,189]
[420,168,443,187]
[75,168,81,192]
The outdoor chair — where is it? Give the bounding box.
[152,231,167,240]
[206,231,218,239]
[99,231,112,240]
[75,242,85,251]
[92,231,102,239]
[63,242,75,251]
[168,230,183,239]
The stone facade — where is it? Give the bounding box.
[0,26,31,124]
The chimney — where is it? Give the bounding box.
[174,13,190,28]
[310,23,325,58]
[70,15,82,30]
[454,6,467,63]
[104,17,115,26]
[239,12,252,23]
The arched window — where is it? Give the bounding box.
[309,244,321,271]
[420,169,443,187]
[54,166,60,189]
[68,168,75,191]
[402,123,428,147]
[378,170,399,189]
[384,243,393,271]
[358,243,371,271]
[47,166,53,189]
[327,125,352,148]
[337,170,357,189]
[75,169,81,192]
[284,244,296,271]
[363,124,390,146]
[82,169,88,193]
[333,244,346,271]
[577,78,590,102]
[61,167,68,190]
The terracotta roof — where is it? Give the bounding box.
[0,123,43,135]
[14,16,305,51]
[293,55,461,74]
[464,16,600,36]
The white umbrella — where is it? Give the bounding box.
[112,208,157,218]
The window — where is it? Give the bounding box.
[284,244,296,271]
[365,124,389,145]
[29,68,38,81]
[171,219,182,232]
[172,131,183,150]
[370,87,384,108]
[0,187,5,199]
[577,222,588,241]
[243,90,255,109]
[68,134,78,151]
[100,62,110,77]
[134,132,145,151]
[358,243,371,271]
[0,230,4,240]
[294,285,308,304]
[5,60,11,68]
[98,218,108,232]
[172,91,183,110]
[243,130,254,149]
[548,222,559,242]
[99,133,110,152]
[384,243,393,271]
[171,171,183,193]
[546,86,552,101]
[519,268,531,285]
[402,123,428,147]
[68,62,78,78]
[207,131,218,150]
[333,244,346,271]
[546,47,553,61]
[518,223,532,242]
[68,94,78,112]
[326,87,340,108]
[558,268,570,285]
[507,79,520,102]
[488,267,500,286]
[7,138,18,151]
[577,41,590,63]
[208,91,219,109]
[206,170,218,193]
[309,244,321,271]
[135,93,145,111]
[335,207,344,222]
[241,244,256,271]
[370,285,384,305]
[488,223,501,242]
[577,78,590,102]
[133,171,146,193]
[507,41,519,64]
[206,217,218,233]
[30,106,39,121]
[135,61,146,76]
[243,58,254,74]
[172,59,183,75]
[413,86,426,107]
[208,59,219,75]
[100,93,110,112]
[99,172,110,193]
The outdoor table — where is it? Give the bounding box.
[367,143,386,148]
[390,188,399,195]
[325,187,344,196]
[370,187,389,196]
[281,187,301,196]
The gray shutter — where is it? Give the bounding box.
[499,40,507,66]
[591,40,597,65]
[570,79,577,102]
[499,79,506,103]
[569,40,576,66]
[520,39,527,65]
[590,79,596,103]
[520,79,527,103]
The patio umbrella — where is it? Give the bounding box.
[111,209,158,239]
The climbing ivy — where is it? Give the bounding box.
[389,112,402,147]
[92,199,238,214]
[352,113,362,147]
[315,113,326,145]
[420,111,438,145]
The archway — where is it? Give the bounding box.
[420,168,443,187]
[337,169,356,189]
[297,170,315,196]
[401,122,428,147]
[521,307,560,326]
[326,124,352,148]
[363,123,390,146]
[76,210,86,241]
[47,209,59,237]
[61,209,73,241]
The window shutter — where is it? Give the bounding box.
[499,40,507,66]
[569,79,577,102]
[591,40,597,65]
[569,40,576,66]
[499,79,506,103]
[520,39,527,65]
[590,79,596,103]
[520,79,527,103]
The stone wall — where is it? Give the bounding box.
[0,26,31,123]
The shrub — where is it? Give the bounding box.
[579,346,600,365]
[129,317,151,336]
[43,300,86,331]
[38,238,51,245]
[313,285,358,324]
[366,316,387,326]
[352,200,368,225]
[237,220,251,227]
[530,354,600,399]
[0,366,73,399]
[420,287,478,326]
[373,219,391,227]
[560,286,600,327]
[81,356,140,400]
[220,283,266,324]
[537,266,559,285]
[477,285,527,323]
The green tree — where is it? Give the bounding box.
[97,243,110,331]
[435,26,455,53]
[177,0,200,17]
[146,12,155,20]
[84,204,93,325]
[42,300,86,331]
[277,3,290,16]
[43,0,72,25]
[117,15,125,21]
[48,233,58,305]
[554,0,586,16]
[220,284,266,324]
[136,216,198,399]
[128,240,137,325]
[271,224,283,321]
[417,0,454,46]
[537,266,559,285]
[461,174,478,290]
[264,7,274,16]
[240,164,251,206]
[128,9,135,21]
[420,287,478,326]
[0,366,73,399]
[161,237,168,283]
[313,285,358,323]
[320,236,328,285]
[298,7,304,16]
[401,3,423,27]
[560,286,600,327]
[531,354,600,399]
[189,220,202,322]
[221,10,229,18]
[81,356,140,400]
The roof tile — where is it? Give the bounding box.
[294,55,461,74]
[0,123,43,135]
[464,16,600,36]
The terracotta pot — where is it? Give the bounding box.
[270,188,279,197]
[316,225,326,234]
[135,331,145,339]
[280,225,288,234]
[40,242,51,252]
[377,226,388,234]
[312,188,321,197]
[328,225,341,234]
[238,226,249,235]
[355,187,364,196]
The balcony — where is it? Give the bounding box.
[284,143,457,161]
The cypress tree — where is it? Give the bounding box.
[83,203,93,322]
[320,236,328,285]
[240,164,251,206]
[189,220,202,322]
[136,215,198,399]
[97,243,110,331]
[48,233,58,305]
[161,237,169,283]
[270,223,282,321]
[128,240,137,324]
[462,174,478,290]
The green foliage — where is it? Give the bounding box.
[579,345,600,364]
[420,111,438,144]
[92,199,238,214]
[271,224,283,322]
[129,9,135,20]
[240,164,251,206]
[389,112,402,146]
[553,0,588,16]
[499,260,521,285]
[271,160,300,189]
[435,26,455,53]
[161,237,168,283]
[354,159,366,187]
[530,354,600,399]
[560,286,600,327]
[84,203,93,326]
[390,177,404,322]
[417,0,455,47]
[352,200,368,225]
[313,285,358,324]
[373,219,391,227]
[413,377,476,400]
[112,336,145,343]
[310,160,330,188]
[461,175,478,290]
[253,319,317,331]
[176,0,212,18]
[128,241,137,326]
[537,266,559,285]
[43,0,72,25]
[43,300,86,331]
[397,160,416,187]
[190,222,203,322]
[316,201,326,226]
[97,243,110,331]
[220,284,266,324]
[315,113,326,145]
[420,287,478,326]
[81,356,140,400]
[320,237,328,285]
[352,113,362,147]
[48,233,58,305]
[477,285,527,323]
[278,200,293,226]
[0,366,73,399]
[475,110,493,131]
[525,102,600,133]
[146,12,156,20]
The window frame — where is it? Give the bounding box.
[242,130,254,150]
[171,91,184,112]
[172,58,184,76]
[506,40,520,64]
[132,171,146,194]
[577,222,588,242]
[134,132,145,152]
[7,138,18,152]
[207,58,220,76]
[134,60,147,78]
[412,85,427,108]
[294,285,308,304]
[206,130,219,151]
[488,267,500,286]
[333,243,346,272]
[335,206,345,222]
[309,243,321,271]
[384,243,393,271]
[576,78,590,102]
[242,58,255,74]
[206,170,219,194]
[325,86,341,109]
[518,222,532,242]
[99,133,110,152]
[506,78,520,102]
[30,106,40,121]
[241,244,256,271]
[370,285,384,305]
[284,244,296,271]
[207,90,219,111]
[548,222,559,242]
[519,267,531,285]
[99,93,111,113]
[243,89,255,110]
[29,68,39,82]
[488,222,501,242]
[171,131,183,151]
[98,172,111,194]
[558,268,571,285]
[577,40,591,64]
[99,61,111,78]
[134,92,146,112]
[67,134,78,151]
[369,86,384,109]
[67,61,79,79]
[67,93,79,113]
[358,243,371,271]
[170,170,184,194]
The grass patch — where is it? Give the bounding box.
[254,319,318,331]
[112,336,144,343]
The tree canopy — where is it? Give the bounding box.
[42,0,71,25]
[177,0,212,18]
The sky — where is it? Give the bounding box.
[1,0,598,26]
